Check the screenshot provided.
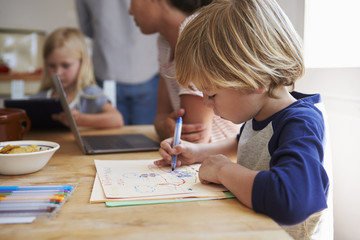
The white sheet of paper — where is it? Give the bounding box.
[90,173,226,203]
[94,159,226,199]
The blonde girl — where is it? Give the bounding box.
[33,27,123,128]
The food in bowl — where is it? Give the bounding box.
[0,140,60,175]
[0,144,39,154]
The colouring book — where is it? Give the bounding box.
[94,159,227,199]
[89,174,227,203]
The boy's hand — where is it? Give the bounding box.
[198,154,233,184]
[154,138,201,168]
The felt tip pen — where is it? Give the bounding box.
[0,190,70,196]
[0,195,66,201]
[0,185,73,192]
[0,199,64,204]
[0,203,60,211]
[0,205,59,217]
[171,117,182,171]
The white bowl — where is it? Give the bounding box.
[0,140,60,175]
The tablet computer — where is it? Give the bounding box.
[4,98,66,129]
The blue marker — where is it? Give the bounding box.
[0,185,73,192]
[171,117,182,171]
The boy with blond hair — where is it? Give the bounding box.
[156,0,333,239]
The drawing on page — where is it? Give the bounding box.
[95,160,202,198]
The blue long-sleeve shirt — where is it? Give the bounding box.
[236,92,330,239]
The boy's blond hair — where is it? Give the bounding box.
[175,0,304,97]
[40,27,95,94]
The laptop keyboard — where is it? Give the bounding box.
[84,135,134,149]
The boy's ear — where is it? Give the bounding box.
[254,87,266,94]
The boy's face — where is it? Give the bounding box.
[202,87,266,124]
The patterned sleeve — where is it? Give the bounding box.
[78,86,109,114]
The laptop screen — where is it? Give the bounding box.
[51,74,87,153]
[51,74,159,154]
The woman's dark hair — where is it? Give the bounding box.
[169,0,213,14]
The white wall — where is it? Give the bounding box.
[278,2,360,239]
[0,1,359,239]
[0,0,78,34]
[277,0,304,38]
[296,68,360,240]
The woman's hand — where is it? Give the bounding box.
[181,121,208,143]
[156,108,208,143]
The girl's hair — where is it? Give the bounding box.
[175,0,304,97]
[168,0,212,14]
[39,27,95,93]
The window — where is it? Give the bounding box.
[304,0,360,68]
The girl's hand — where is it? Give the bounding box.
[154,138,201,168]
[198,154,233,184]
[70,109,81,125]
[52,112,68,126]
[52,109,80,127]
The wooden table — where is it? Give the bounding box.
[0,125,291,240]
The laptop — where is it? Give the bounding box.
[51,74,160,154]
[4,98,66,129]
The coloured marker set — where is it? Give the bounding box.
[0,185,74,218]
